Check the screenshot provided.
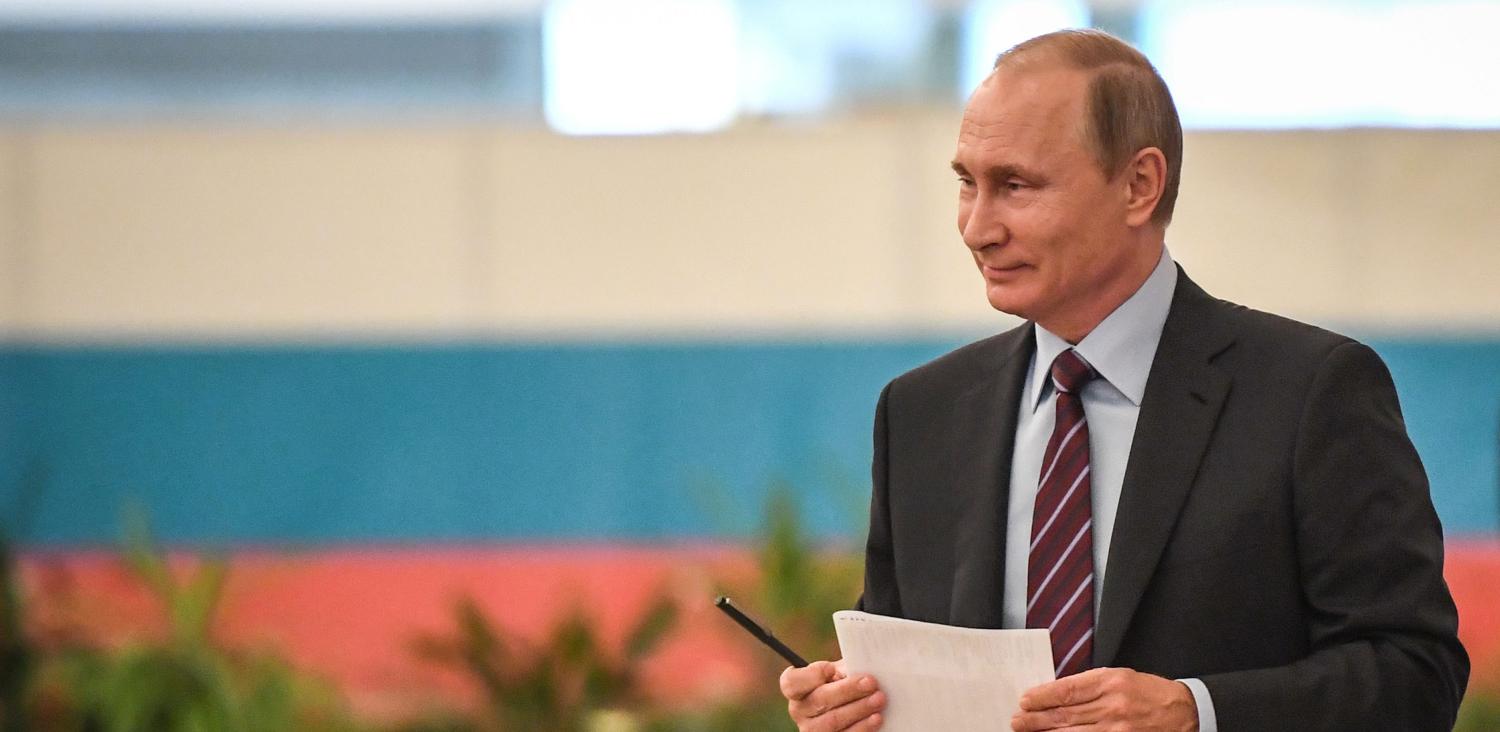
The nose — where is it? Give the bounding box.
[960,193,1007,252]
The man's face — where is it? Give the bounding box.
[952,66,1137,329]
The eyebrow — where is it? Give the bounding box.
[950,160,1045,182]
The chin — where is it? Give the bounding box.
[984,285,1037,320]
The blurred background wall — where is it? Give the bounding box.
[1,0,1498,725]
[3,124,1499,540]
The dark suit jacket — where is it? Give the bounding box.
[856,268,1468,731]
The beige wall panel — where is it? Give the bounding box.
[1168,132,1365,325]
[484,122,916,334]
[26,127,478,337]
[6,121,1500,339]
[1350,130,1500,329]
[0,132,23,332]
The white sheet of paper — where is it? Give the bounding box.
[833,610,1055,731]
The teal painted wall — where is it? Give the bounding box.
[1,339,1496,546]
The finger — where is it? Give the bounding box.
[1011,698,1108,732]
[1014,725,1090,732]
[1018,668,1112,711]
[1010,708,1083,731]
[1011,709,1065,732]
[795,674,879,718]
[807,690,885,732]
[846,710,884,731]
[781,661,839,701]
[833,658,849,680]
[793,674,880,720]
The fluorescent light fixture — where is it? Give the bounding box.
[543,0,739,135]
[1143,0,1500,128]
[0,0,541,23]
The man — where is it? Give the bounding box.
[779,29,1467,732]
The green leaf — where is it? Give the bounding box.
[551,611,598,668]
[121,508,176,605]
[622,594,677,663]
[174,558,228,647]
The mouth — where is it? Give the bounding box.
[980,262,1029,279]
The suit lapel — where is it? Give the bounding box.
[948,325,1034,629]
[1094,271,1235,665]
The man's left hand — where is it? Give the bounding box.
[1010,667,1198,732]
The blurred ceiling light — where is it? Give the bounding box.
[961,0,1090,95]
[543,0,739,135]
[737,0,931,116]
[1143,0,1500,128]
[1375,1,1500,127]
[0,0,543,24]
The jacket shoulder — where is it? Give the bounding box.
[1201,294,1360,365]
[1172,271,1360,368]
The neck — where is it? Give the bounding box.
[1043,240,1164,344]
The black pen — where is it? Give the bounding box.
[714,595,809,668]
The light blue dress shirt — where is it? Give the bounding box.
[999,246,1218,731]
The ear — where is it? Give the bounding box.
[1122,147,1167,228]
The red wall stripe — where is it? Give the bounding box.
[19,540,1500,718]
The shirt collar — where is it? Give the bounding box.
[1029,246,1178,411]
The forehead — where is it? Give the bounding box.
[955,67,1092,166]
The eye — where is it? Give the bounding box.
[957,176,975,187]
[1004,179,1028,192]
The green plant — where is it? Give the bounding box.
[1,462,48,730]
[0,529,35,731]
[755,487,862,656]
[1456,693,1500,732]
[676,485,863,732]
[1456,681,1500,732]
[409,482,859,732]
[413,591,678,731]
[43,515,362,732]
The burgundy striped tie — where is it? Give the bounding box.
[1027,348,1098,678]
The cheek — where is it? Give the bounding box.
[1024,209,1088,291]
[1015,189,1067,222]
[1012,204,1067,255]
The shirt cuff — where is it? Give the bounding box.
[1176,677,1218,732]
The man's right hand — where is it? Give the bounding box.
[779,659,885,731]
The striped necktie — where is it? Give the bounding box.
[1027,348,1098,677]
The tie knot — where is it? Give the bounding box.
[1050,349,1095,395]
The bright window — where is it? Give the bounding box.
[543,0,739,135]
[1142,0,1500,128]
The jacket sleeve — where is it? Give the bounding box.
[1200,341,1468,731]
[856,381,902,616]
